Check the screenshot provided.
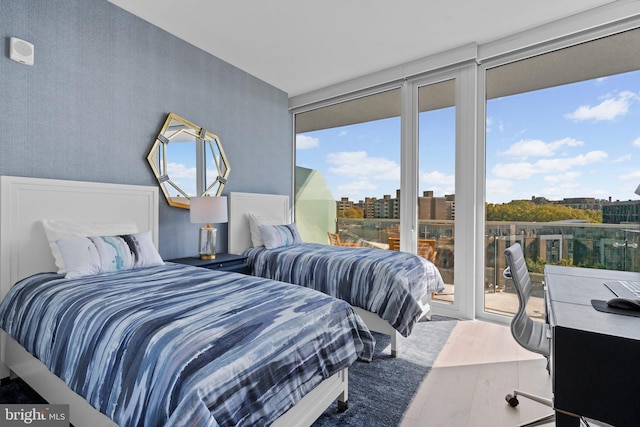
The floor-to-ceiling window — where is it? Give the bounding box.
[291,16,640,322]
[294,88,402,247]
[482,28,640,320]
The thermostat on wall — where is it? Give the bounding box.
[10,37,34,65]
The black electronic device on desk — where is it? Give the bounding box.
[589,280,640,317]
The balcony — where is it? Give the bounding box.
[336,218,640,319]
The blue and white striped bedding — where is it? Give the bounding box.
[244,243,446,337]
[0,263,374,427]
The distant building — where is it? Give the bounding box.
[337,197,355,213]
[529,195,606,211]
[556,197,603,210]
[602,199,640,224]
[360,197,377,218]
[376,191,400,219]
[418,190,455,220]
[339,189,454,221]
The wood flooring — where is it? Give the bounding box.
[400,320,555,427]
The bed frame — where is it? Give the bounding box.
[0,176,347,427]
[227,191,433,357]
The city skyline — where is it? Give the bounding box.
[296,69,640,205]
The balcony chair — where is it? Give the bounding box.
[387,237,437,263]
[327,232,358,247]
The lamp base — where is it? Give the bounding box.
[198,224,218,260]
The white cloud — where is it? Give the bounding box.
[486,117,493,133]
[418,171,455,195]
[335,180,379,199]
[613,154,631,163]
[486,117,504,134]
[540,182,582,200]
[338,130,348,137]
[492,162,540,180]
[326,151,400,181]
[492,150,607,180]
[537,150,608,169]
[619,170,640,180]
[633,137,640,148]
[419,170,455,186]
[167,162,197,195]
[167,162,196,179]
[296,134,319,150]
[544,171,581,184]
[565,90,638,122]
[486,178,514,201]
[500,137,584,159]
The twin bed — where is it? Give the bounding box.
[0,176,374,427]
[227,192,445,357]
[0,177,445,426]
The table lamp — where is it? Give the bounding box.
[190,196,228,259]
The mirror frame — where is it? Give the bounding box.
[147,113,231,209]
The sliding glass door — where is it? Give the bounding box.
[294,65,476,319]
[416,79,457,304]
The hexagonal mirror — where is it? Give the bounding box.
[147,113,230,209]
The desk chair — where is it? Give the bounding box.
[503,243,555,427]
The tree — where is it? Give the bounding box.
[486,200,602,223]
[338,207,364,218]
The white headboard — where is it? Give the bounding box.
[0,176,159,299]
[228,192,290,254]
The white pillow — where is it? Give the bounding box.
[124,230,164,268]
[247,213,288,247]
[56,231,163,279]
[259,223,303,249]
[42,220,139,274]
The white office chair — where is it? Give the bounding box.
[503,243,555,427]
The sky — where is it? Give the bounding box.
[296,70,640,204]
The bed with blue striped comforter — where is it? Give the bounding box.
[245,243,445,337]
[0,263,374,427]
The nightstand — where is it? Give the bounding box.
[168,253,250,274]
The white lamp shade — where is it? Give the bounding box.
[190,196,228,224]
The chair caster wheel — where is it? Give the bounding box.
[505,394,519,407]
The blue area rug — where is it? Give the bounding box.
[0,377,46,404]
[313,315,457,427]
[0,316,457,427]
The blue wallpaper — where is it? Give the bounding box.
[0,0,292,259]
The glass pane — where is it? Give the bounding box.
[485,29,640,319]
[295,88,401,247]
[418,80,456,304]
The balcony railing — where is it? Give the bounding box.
[336,218,640,318]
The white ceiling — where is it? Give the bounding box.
[108,0,615,97]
